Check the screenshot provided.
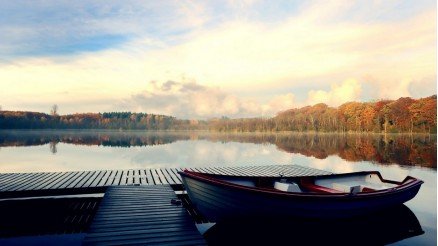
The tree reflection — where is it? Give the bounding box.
[0,131,435,168]
[49,141,57,154]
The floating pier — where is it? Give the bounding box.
[83,185,206,245]
[0,165,331,198]
[0,165,333,245]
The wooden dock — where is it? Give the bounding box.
[83,185,206,245]
[0,165,333,244]
[0,165,332,198]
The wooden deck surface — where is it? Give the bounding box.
[83,185,206,245]
[0,165,331,196]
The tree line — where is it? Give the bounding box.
[209,95,437,133]
[0,112,201,130]
[0,95,436,133]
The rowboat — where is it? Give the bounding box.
[179,170,423,221]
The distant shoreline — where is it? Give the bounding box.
[1,95,436,134]
[0,128,435,135]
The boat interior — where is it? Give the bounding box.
[217,172,404,194]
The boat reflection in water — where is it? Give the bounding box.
[204,205,423,245]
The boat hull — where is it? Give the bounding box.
[181,173,423,221]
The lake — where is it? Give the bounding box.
[0,130,436,245]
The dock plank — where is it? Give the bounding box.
[163,168,178,184]
[69,171,95,189]
[126,170,133,185]
[97,170,111,187]
[133,170,141,185]
[119,170,128,185]
[0,172,38,191]
[55,171,84,189]
[145,169,154,185]
[27,172,66,190]
[81,171,101,188]
[9,172,47,191]
[83,185,206,245]
[14,172,56,191]
[104,170,118,186]
[0,165,332,196]
[168,168,182,183]
[156,169,169,185]
[37,171,71,190]
[150,169,162,185]
[0,173,23,186]
[113,170,123,186]
[86,170,106,188]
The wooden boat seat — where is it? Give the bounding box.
[274,181,302,192]
[300,178,343,193]
[300,178,377,194]
[361,187,376,192]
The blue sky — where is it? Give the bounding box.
[0,0,436,118]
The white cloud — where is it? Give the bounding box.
[119,80,295,119]
[262,93,295,114]
[306,79,362,106]
[0,1,434,114]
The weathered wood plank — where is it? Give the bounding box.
[0,173,22,186]
[126,170,133,185]
[86,170,106,188]
[83,185,206,245]
[158,169,173,185]
[144,169,154,185]
[54,171,83,189]
[150,169,162,185]
[8,172,47,191]
[104,170,118,186]
[168,168,183,183]
[164,168,179,184]
[138,170,147,185]
[113,170,123,186]
[0,172,39,191]
[80,171,100,188]
[67,171,94,189]
[28,171,65,190]
[40,171,75,190]
[0,165,332,195]
[14,172,57,191]
[155,169,169,185]
[96,170,111,187]
[133,170,141,185]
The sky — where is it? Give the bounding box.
[0,0,436,119]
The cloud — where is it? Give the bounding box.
[0,1,435,114]
[0,1,210,57]
[263,93,295,114]
[119,80,295,119]
[306,79,362,106]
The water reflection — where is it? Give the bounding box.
[0,130,435,245]
[49,141,58,154]
[0,130,435,168]
[204,205,424,246]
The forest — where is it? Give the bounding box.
[0,95,436,133]
[209,95,437,133]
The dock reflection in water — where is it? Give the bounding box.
[204,205,423,245]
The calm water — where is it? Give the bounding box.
[0,130,436,245]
